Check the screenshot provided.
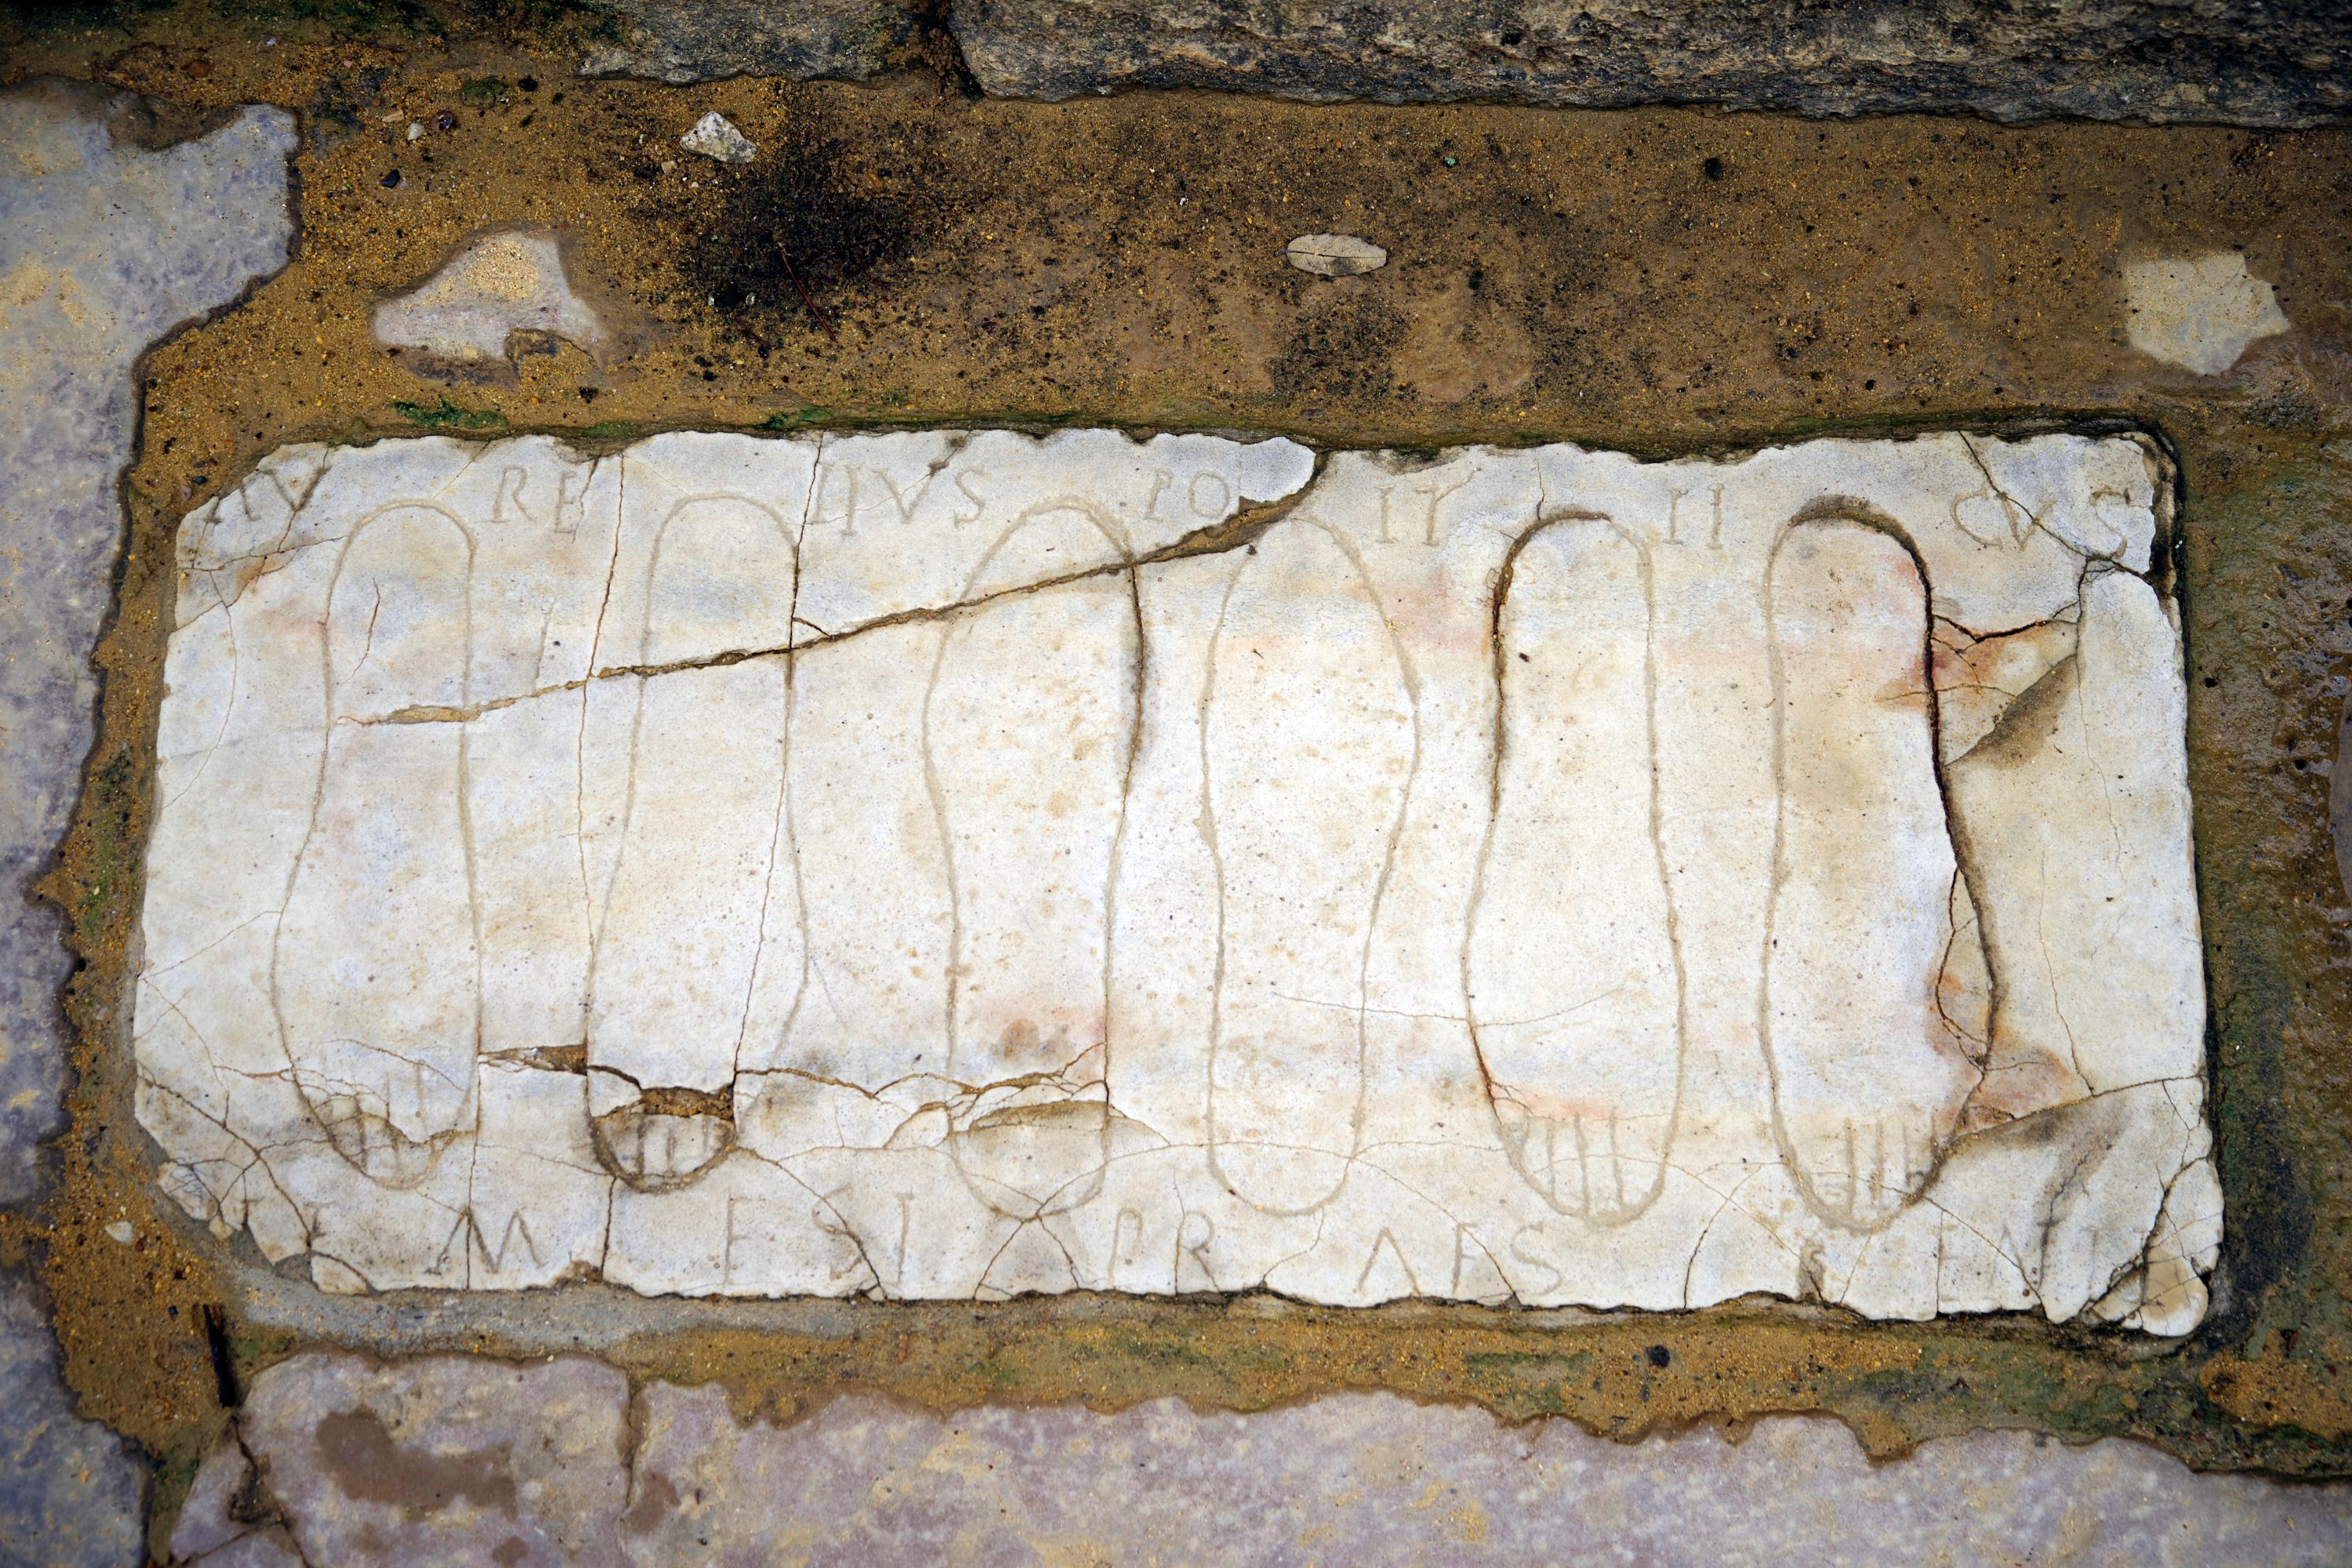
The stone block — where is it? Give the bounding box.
[949,0,2352,125]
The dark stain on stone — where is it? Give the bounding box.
[1952,654,2077,772]
[101,84,234,151]
[1646,1344,1672,1369]
[314,1407,519,1518]
[679,129,924,332]
[227,1455,274,1527]
[2204,920,2317,1352]
[624,1468,679,1535]
[492,1537,528,1566]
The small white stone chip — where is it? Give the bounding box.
[104,1221,134,1245]
[681,111,756,166]
[1284,233,1388,277]
[372,230,604,365]
[2124,251,2289,376]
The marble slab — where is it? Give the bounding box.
[132,427,2216,1331]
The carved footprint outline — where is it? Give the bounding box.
[584,492,806,1192]
[1758,500,1988,1233]
[920,501,1141,1221]
[1465,510,1690,1227]
[1200,517,1421,1218]
[270,503,481,1189]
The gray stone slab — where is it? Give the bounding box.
[234,1354,632,1568]
[169,1431,302,1568]
[0,1266,142,1568]
[0,80,295,1208]
[583,0,917,85]
[948,0,2352,126]
[619,1392,2352,1564]
[208,1351,2352,1566]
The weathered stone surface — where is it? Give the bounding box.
[232,1353,631,1567]
[135,427,2211,1327]
[206,1356,2352,1566]
[0,80,295,1207]
[0,1267,143,1568]
[582,1,916,85]
[949,0,2352,125]
[620,1391,2352,1563]
[0,81,292,1566]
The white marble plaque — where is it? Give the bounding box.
[133,427,2218,1332]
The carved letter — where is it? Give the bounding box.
[874,466,935,526]
[1188,470,1233,519]
[952,469,989,527]
[1356,1228,1422,1296]
[1173,1209,1216,1290]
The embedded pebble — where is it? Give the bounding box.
[680,111,756,165]
[1284,232,1388,276]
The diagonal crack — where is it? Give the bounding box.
[368,489,1309,727]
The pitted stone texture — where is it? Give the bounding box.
[135,428,2212,1329]
[583,1,916,85]
[0,79,296,1207]
[232,1353,631,1568]
[0,1267,143,1568]
[209,1359,2352,1566]
[949,0,2352,125]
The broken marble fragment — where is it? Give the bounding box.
[2124,251,2290,374]
[0,78,299,1566]
[132,427,2212,1330]
[372,230,604,370]
[1284,232,1388,276]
